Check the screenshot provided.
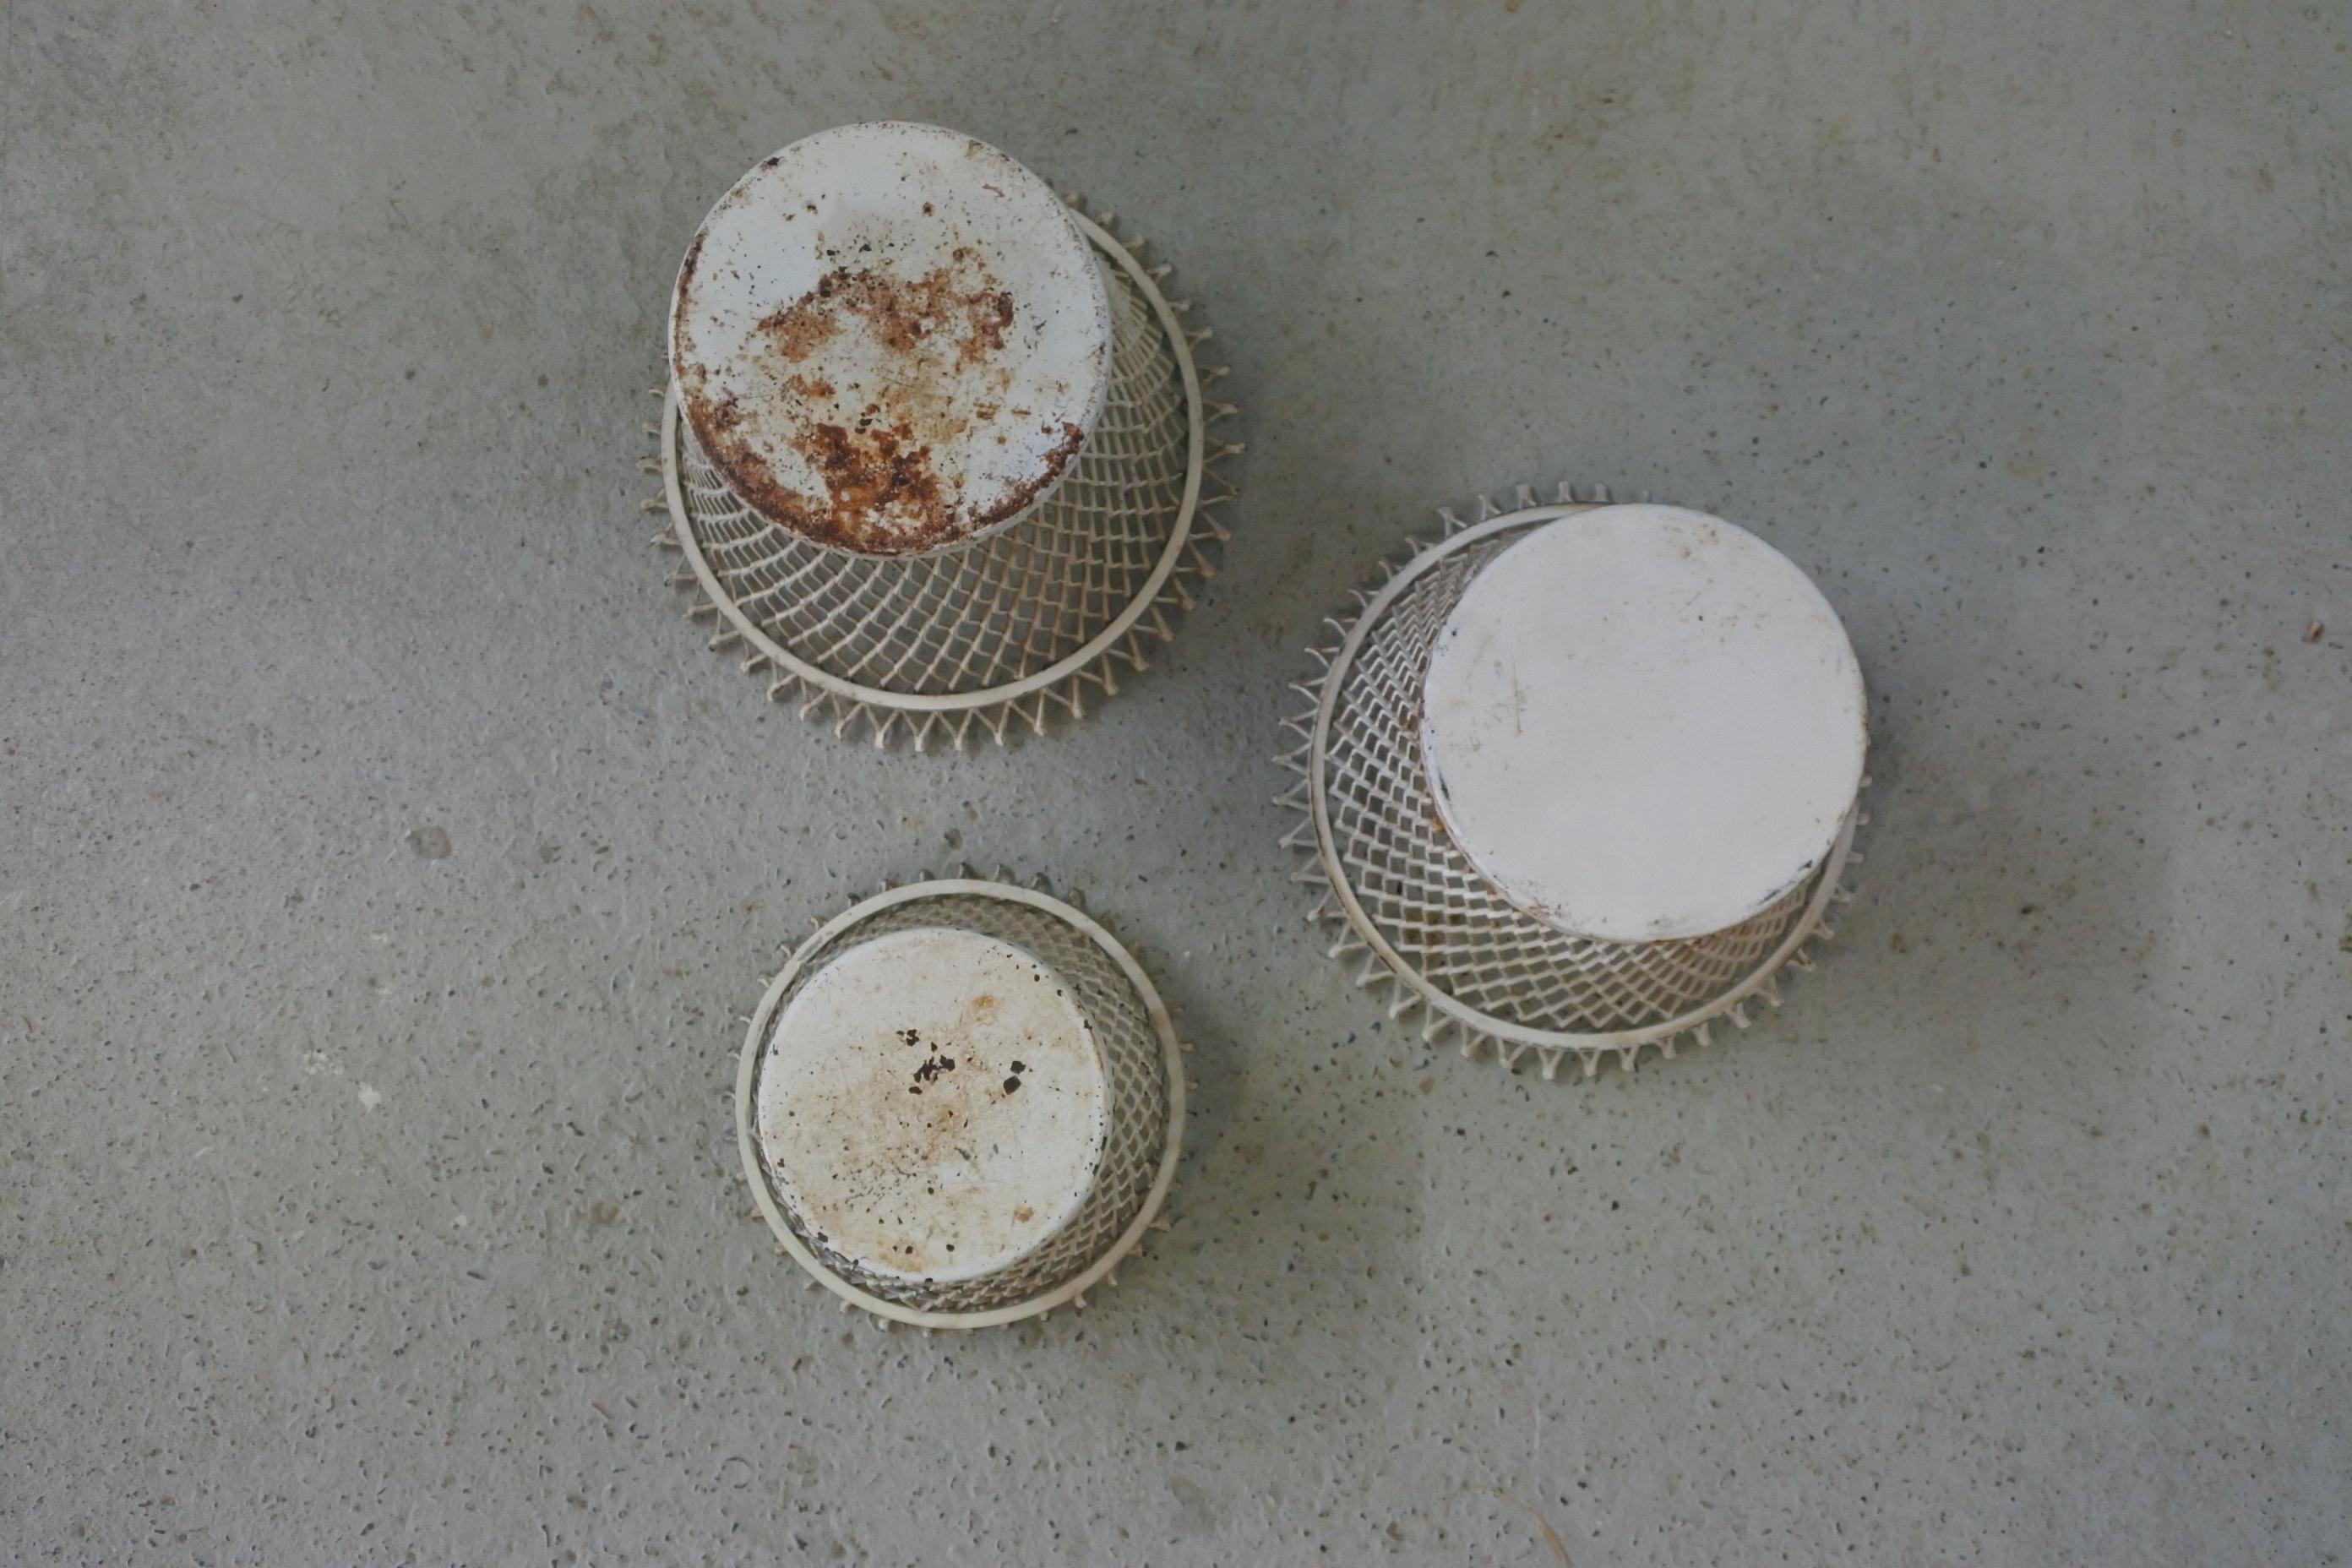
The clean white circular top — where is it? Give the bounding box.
[670,121,1113,557]
[1419,504,1865,943]
[754,927,1108,1284]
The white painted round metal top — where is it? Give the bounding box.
[752,926,1109,1287]
[1419,504,1866,944]
[669,121,1113,557]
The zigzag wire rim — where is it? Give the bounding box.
[736,870,1190,1331]
[643,199,1240,750]
[1277,482,1867,1081]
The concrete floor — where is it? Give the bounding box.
[4,1,2346,1562]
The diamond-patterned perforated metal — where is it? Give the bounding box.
[1281,490,1858,1079]
[747,889,1171,1315]
[658,208,1237,749]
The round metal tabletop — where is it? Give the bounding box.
[670,122,1113,557]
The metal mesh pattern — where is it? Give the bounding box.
[747,889,1172,1316]
[656,206,1239,749]
[1279,489,1858,1079]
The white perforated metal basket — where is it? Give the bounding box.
[737,875,1185,1329]
[1277,485,1867,1081]
[645,198,1239,749]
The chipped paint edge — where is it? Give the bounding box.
[735,876,1187,1330]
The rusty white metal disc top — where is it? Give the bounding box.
[1419,504,1866,944]
[669,121,1113,557]
[752,926,1109,1286]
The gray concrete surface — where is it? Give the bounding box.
[3,1,2346,1562]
